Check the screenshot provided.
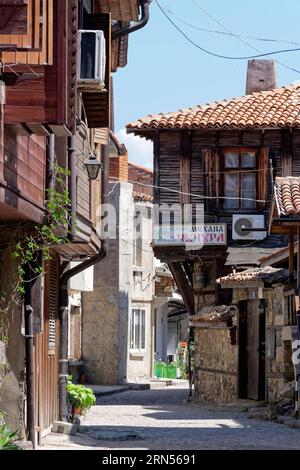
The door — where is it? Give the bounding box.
[34,255,60,443]
[239,300,265,400]
[246,300,260,400]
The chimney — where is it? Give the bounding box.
[246,59,277,94]
[109,153,129,182]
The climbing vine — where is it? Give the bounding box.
[11,164,72,295]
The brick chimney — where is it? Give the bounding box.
[109,153,129,182]
[246,59,277,94]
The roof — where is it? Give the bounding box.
[274,176,300,217]
[127,84,300,134]
[133,191,153,202]
[226,247,277,267]
[217,266,289,287]
[189,305,235,328]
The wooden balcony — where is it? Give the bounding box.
[2,0,77,135]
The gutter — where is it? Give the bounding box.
[112,0,152,40]
[58,142,110,421]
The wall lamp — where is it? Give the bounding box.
[84,153,102,180]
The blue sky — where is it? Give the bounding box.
[115,0,300,168]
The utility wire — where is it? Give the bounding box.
[190,0,300,75]
[155,1,300,71]
[164,8,300,47]
[110,176,266,204]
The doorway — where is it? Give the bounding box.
[238,300,265,400]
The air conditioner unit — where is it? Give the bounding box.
[77,30,106,89]
[232,214,267,241]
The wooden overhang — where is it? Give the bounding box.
[3,0,78,135]
[94,0,139,21]
[81,13,111,129]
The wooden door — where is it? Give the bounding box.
[34,255,60,442]
[239,300,265,400]
[246,300,260,400]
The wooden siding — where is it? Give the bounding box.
[4,0,77,134]
[0,126,46,219]
[75,127,91,222]
[157,129,298,247]
[0,0,28,35]
[94,0,139,21]
[0,0,54,66]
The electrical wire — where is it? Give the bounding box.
[155,0,300,72]
[164,8,300,47]
[190,0,300,75]
[110,176,266,204]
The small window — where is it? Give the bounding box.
[130,309,146,351]
[223,150,257,210]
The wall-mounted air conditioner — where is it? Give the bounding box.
[77,30,106,89]
[232,214,267,241]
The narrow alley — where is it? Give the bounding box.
[41,383,300,450]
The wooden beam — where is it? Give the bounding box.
[289,232,295,281]
[168,261,195,316]
[297,227,300,292]
[180,131,191,206]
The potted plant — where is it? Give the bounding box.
[67,376,96,420]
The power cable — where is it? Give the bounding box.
[164,8,300,47]
[190,0,300,75]
[155,0,300,73]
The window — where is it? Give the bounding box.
[133,211,143,267]
[223,150,257,210]
[130,309,146,351]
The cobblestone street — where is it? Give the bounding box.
[41,383,300,450]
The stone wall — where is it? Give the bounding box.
[0,249,25,435]
[232,285,294,404]
[194,328,238,402]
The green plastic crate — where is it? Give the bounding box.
[166,364,177,379]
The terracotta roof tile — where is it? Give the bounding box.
[274,176,300,216]
[127,84,300,133]
[217,266,289,286]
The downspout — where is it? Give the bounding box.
[112,0,152,40]
[58,142,109,421]
[67,136,77,240]
[24,265,36,449]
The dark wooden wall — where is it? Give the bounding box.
[155,128,297,247]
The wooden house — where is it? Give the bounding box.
[127,61,300,402]
[0,0,147,447]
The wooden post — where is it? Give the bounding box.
[0,81,5,180]
[289,232,295,281]
[298,227,300,292]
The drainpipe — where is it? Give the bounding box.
[67,136,77,240]
[112,0,152,40]
[58,142,110,421]
[24,264,36,449]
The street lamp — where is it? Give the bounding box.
[84,153,102,180]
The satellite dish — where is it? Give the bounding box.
[234,217,252,237]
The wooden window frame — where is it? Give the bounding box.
[220,147,259,212]
[130,308,146,352]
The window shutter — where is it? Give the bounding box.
[48,257,58,353]
[203,148,219,210]
[258,148,269,210]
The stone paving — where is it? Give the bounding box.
[41,382,300,450]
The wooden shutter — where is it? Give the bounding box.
[258,147,269,210]
[48,257,58,354]
[203,148,219,210]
